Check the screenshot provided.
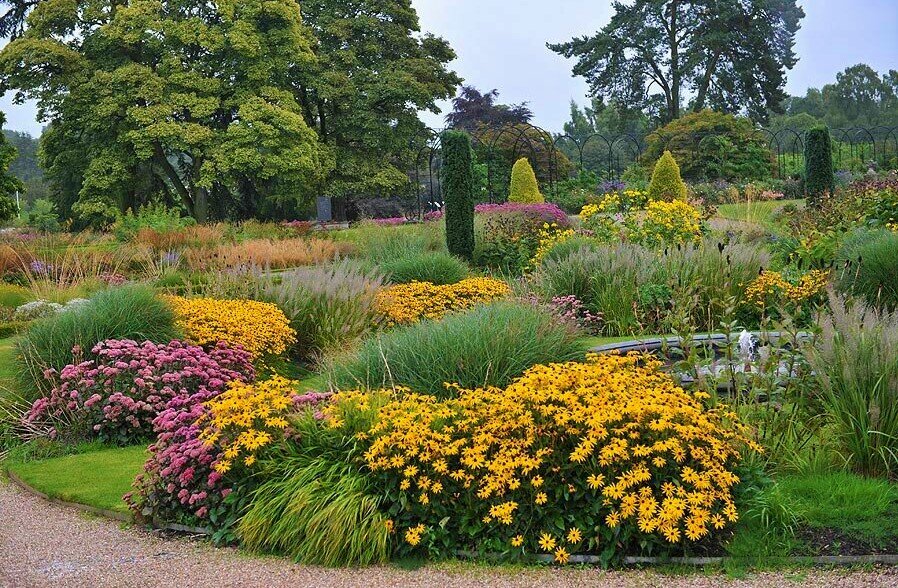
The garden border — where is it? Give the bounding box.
[9,468,898,568]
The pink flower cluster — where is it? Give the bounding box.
[28,339,254,445]
[370,217,408,226]
[423,209,444,222]
[474,202,571,227]
[550,295,603,335]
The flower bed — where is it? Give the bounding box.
[164,296,296,359]
[374,277,510,326]
[327,353,759,563]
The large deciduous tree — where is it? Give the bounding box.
[296,0,460,200]
[0,0,330,224]
[548,0,804,123]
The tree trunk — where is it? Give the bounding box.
[192,186,209,223]
[669,0,680,120]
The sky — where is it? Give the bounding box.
[1,0,897,137]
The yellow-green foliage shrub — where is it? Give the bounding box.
[508,158,543,203]
[648,151,687,202]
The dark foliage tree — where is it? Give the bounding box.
[441,130,475,260]
[0,0,37,40]
[549,0,804,123]
[445,86,533,131]
[804,126,835,205]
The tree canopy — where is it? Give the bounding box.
[298,0,460,200]
[549,0,804,123]
[0,0,459,224]
[774,64,898,129]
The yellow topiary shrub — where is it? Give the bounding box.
[328,353,759,562]
[508,158,544,203]
[164,295,296,358]
[374,277,510,326]
[648,151,688,202]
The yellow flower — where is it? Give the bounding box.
[538,532,556,552]
[404,524,426,546]
[530,475,544,488]
[554,546,570,564]
[566,528,582,544]
[197,376,298,471]
[587,473,604,490]
[511,535,524,547]
[535,492,548,505]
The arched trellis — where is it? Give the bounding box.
[408,124,898,218]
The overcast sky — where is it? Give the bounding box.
[2,0,897,137]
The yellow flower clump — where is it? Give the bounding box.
[744,270,829,309]
[528,223,576,269]
[375,278,510,326]
[327,353,759,558]
[198,375,297,474]
[164,295,296,358]
[637,199,702,247]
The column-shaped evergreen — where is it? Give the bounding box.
[804,126,835,206]
[441,130,475,259]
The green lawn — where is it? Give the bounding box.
[716,199,803,232]
[7,445,147,513]
[0,337,16,399]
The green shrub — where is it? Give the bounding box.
[380,251,469,285]
[326,301,583,397]
[259,261,383,363]
[442,130,475,259]
[0,284,30,308]
[647,150,688,202]
[508,157,543,203]
[0,194,16,223]
[15,285,179,401]
[25,199,60,233]
[0,319,30,338]
[836,228,898,311]
[642,110,775,182]
[804,126,835,205]
[114,202,194,242]
[808,294,898,478]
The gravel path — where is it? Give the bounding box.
[2,482,897,588]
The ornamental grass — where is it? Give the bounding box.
[327,301,583,397]
[182,237,352,271]
[327,353,760,562]
[164,295,296,359]
[374,277,510,326]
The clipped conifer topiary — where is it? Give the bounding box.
[508,158,543,203]
[648,150,688,201]
[441,130,475,259]
[804,126,835,206]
